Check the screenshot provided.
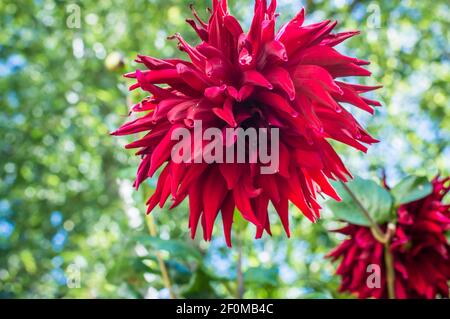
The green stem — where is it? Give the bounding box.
[233,210,246,299]
[384,245,395,299]
[236,230,244,299]
[384,223,396,299]
[340,181,396,299]
[339,181,386,242]
[145,215,175,299]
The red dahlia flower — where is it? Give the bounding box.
[328,177,450,299]
[113,0,381,246]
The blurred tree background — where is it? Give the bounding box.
[0,0,448,298]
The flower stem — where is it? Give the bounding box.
[339,181,386,242]
[236,230,245,299]
[339,181,396,299]
[384,223,396,299]
[145,215,175,299]
[384,246,395,299]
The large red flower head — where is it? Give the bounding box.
[328,177,450,299]
[113,0,380,246]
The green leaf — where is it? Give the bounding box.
[181,266,221,298]
[107,256,149,283]
[329,177,394,226]
[135,236,202,261]
[165,260,193,285]
[391,176,433,205]
[244,266,279,287]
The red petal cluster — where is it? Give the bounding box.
[113,0,380,246]
[328,177,450,299]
